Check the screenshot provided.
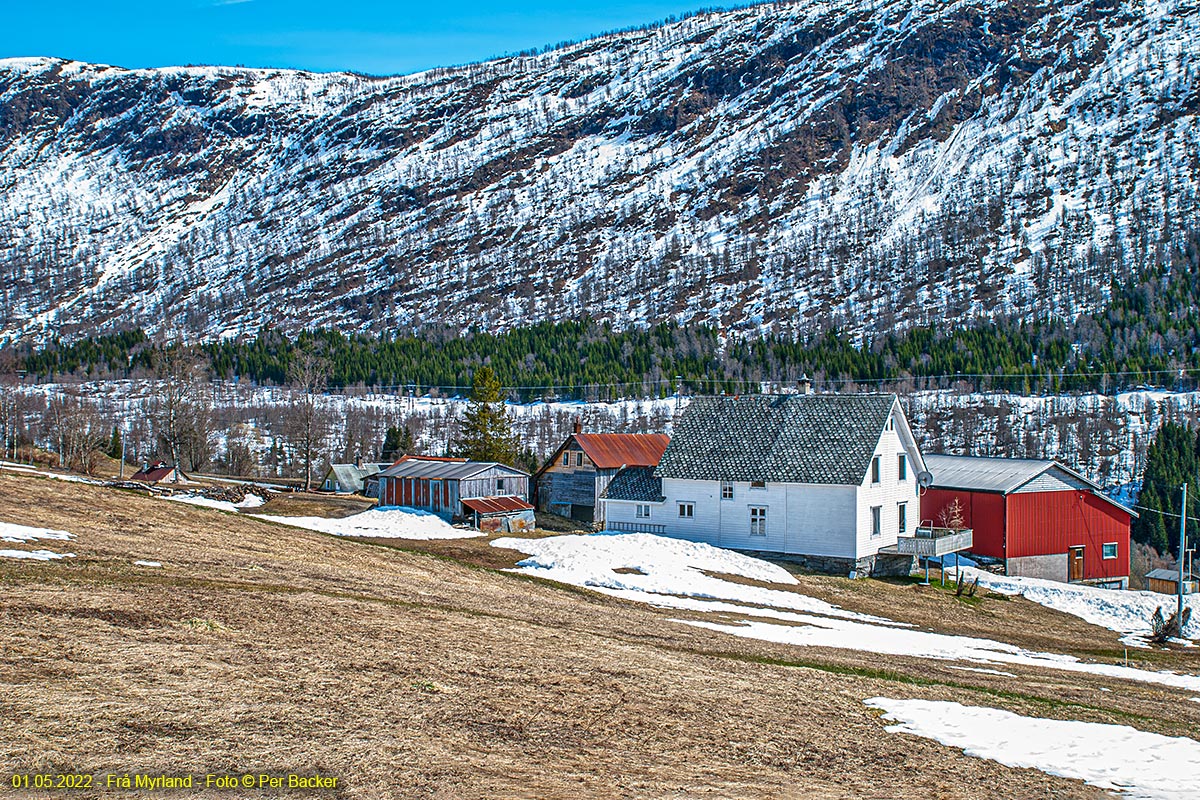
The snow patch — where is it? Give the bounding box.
[253,507,482,540]
[0,521,75,543]
[0,549,75,561]
[960,567,1199,644]
[866,697,1200,800]
[133,560,162,567]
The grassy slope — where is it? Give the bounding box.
[2,471,1197,798]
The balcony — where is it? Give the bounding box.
[893,526,974,558]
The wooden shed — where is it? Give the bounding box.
[921,454,1135,588]
[534,425,669,526]
[376,456,530,521]
[1145,568,1198,595]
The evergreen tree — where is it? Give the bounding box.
[106,425,122,460]
[380,425,413,461]
[1132,422,1200,554]
[454,366,519,465]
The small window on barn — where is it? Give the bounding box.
[562,453,570,467]
[1102,542,1118,560]
[871,456,881,484]
[576,452,584,467]
[898,454,907,481]
[678,502,694,518]
[637,504,651,518]
[721,481,734,500]
[749,506,768,536]
[496,478,506,493]
[871,506,882,538]
[750,480,766,490]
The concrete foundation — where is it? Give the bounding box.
[737,550,914,578]
[1006,553,1067,582]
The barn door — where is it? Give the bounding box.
[1068,546,1085,582]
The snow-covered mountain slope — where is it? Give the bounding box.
[1,0,1197,343]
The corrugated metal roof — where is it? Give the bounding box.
[656,394,898,485]
[573,433,670,470]
[601,466,664,502]
[1145,568,1197,582]
[924,454,1137,517]
[924,454,1055,494]
[462,495,534,514]
[379,459,527,480]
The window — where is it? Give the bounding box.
[562,453,570,467]
[721,481,734,500]
[750,480,766,490]
[886,417,894,431]
[871,506,882,538]
[678,502,695,518]
[495,478,506,493]
[871,456,881,484]
[1102,542,1118,560]
[576,452,584,467]
[750,506,768,536]
[897,502,907,534]
[637,504,651,518]
[897,454,907,481]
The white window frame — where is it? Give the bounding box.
[871,505,882,538]
[678,502,695,519]
[897,502,907,534]
[562,453,570,467]
[1102,542,1118,560]
[720,481,734,500]
[897,453,907,481]
[749,506,768,537]
[495,477,506,493]
[871,456,881,484]
[636,504,651,519]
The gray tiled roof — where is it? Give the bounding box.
[378,459,528,480]
[602,466,664,502]
[655,394,898,485]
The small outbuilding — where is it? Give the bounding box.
[376,456,530,522]
[921,454,1135,588]
[462,495,536,534]
[1145,568,1198,596]
[130,460,184,484]
[321,462,390,495]
[534,424,670,526]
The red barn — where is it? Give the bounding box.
[921,454,1134,588]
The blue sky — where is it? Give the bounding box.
[1,1,714,75]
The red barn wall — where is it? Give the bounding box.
[1006,491,1130,581]
[920,488,1006,559]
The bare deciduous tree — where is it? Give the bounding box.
[149,347,214,477]
[286,352,333,491]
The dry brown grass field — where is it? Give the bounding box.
[2,470,1198,799]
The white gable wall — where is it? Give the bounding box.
[854,404,922,558]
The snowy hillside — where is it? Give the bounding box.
[1,0,1198,343]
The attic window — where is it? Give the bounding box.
[576,452,585,467]
[750,480,766,490]
[871,456,881,484]
[562,453,570,467]
[887,418,894,431]
[496,478,506,493]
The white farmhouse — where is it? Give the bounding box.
[601,391,929,576]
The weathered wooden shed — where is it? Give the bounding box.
[1145,568,1198,595]
[921,454,1134,588]
[377,456,529,521]
[534,426,669,526]
[462,496,536,534]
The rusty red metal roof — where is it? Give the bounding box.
[131,461,175,482]
[573,433,670,470]
[461,496,534,515]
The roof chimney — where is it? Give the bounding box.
[797,374,813,395]
[572,418,582,434]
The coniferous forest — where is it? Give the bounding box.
[8,234,1200,400]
